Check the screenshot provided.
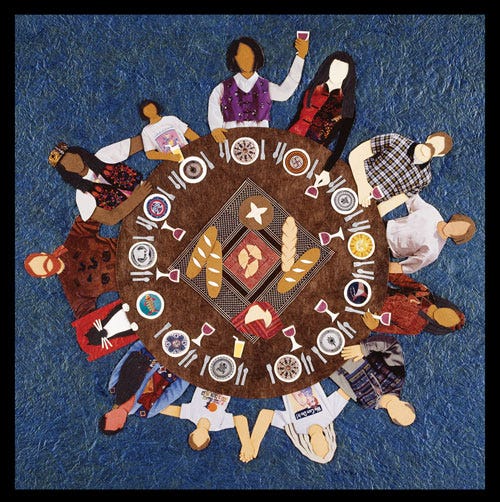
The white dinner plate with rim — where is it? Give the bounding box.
[178,156,208,184]
[231,137,260,165]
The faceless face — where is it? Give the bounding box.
[445,220,471,239]
[60,152,87,176]
[103,407,128,432]
[387,399,416,426]
[308,424,329,458]
[142,102,159,120]
[329,59,349,84]
[235,43,255,74]
[425,135,446,157]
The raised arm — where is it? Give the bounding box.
[233,415,254,463]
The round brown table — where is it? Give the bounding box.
[117,127,388,399]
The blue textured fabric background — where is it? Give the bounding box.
[15,14,485,490]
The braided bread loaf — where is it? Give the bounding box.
[281,216,297,272]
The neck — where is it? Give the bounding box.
[378,394,398,409]
[437,221,448,240]
[149,115,161,124]
[325,79,342,92]
[239,70,255,79]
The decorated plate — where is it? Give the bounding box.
[344,279,372,307]
[136,290,164,319]
[231,137,260,165]
[208,354,237,382]
[331,187,358,214]
[143,193,171,221]
[128,241,157,270]
[282,148,311,176]
[317,327,345,355]
[273,354,302,383]
[347,231,375,260]
[179,156,208,184]
[162,330,190,357]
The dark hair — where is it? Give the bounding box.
[98,414,124,436]
[138,99,163,121]
[226,37,265,73]
[54,146,107,191]
[303,51,356,118]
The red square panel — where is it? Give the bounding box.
[224,232,280,290]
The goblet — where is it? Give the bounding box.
[191,322,216,346]
[344,306,392,326]
[314,299,339,323]
[161,220,186,241]
[368,185,384,201]
[155,267,180,283]
[282,325,302,352]
[319,226,345,245]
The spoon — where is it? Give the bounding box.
[311,345,327,364]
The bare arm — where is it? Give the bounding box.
[89,180,153,226]
[128,135,144,156]
[348,140,374,207]
[159,404,182,417]
[184,128,200,142]
[233,415,254,463]
[250,409,275,458]
[377,193,409,217]
[144,150,183,162]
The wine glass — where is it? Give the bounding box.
[155,267,180,283]
[368,185,384,201]
[319,226,345,245]
[344,306,392,326]
[161,220,186,241]
[282,325,302,352]
[305,185,319,199]
[314,299,339,323]
[191,322,215,346]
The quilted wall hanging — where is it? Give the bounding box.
[14,13,485,491]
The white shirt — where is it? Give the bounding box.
[386,194,447,274]
[207,55,305,131]
[271,383,348,435]
[179,387,234,431]
[141,115,189,153]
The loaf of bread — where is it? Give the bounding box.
[186,226,218,279]
[281,216,297,272]
[206,240,223,298]
[277,247,320,294]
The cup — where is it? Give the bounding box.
[233,336,245,358]
[170,144,184,162]
[297,31,310,40]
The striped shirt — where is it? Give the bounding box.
[364,133,432,201]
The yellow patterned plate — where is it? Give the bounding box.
[347,231,375,260]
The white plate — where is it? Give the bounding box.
[143,193,171,221]
[282,148,311,176]
[231,137,260,165]
[273,354,302,383]
[179,156,208,184]
[136,290,165,319]
[208,354,237,382]
[331,187,358,214]
[128,241,157,270]
[162,330,190,357]
[347,231,375,260]
[344,278,372,307]
[317,327,345,355]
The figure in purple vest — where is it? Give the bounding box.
[208,35,309,144]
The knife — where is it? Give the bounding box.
[326,178,347,193]
[272,141,282,159]
[132,235,155,241]
[171,170,186,190]
[137,215,158,228]
[276,142,287,164]
[199,151,214,169]
[136,220,153,231]
[224,139,231,163]
[200,354,211,376]
[344,305,366,315]
[311,345,327,363]
[352,272,374,281]
[167,174,181,190]
[348,225,371,233]
[235,362,245,385]
[336,320,355,339]
[300,352,311,375]
[353,260,374,267]
[153,321,172,339]
[306,158,319,179]
[219,142,225,158]
[266,363,276,384]
[178,348,196,366]
[130,270,153,276]
[260,139,265,160]
[344,208,364,222]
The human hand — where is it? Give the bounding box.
[315,170,330,187]
[295,38,309,58]
[358,182,373,207]
[362,311,380,330]
[211,128,228,143]
[239,442,256,463]
[132,180,153,201]
[341,344,364,361]
[388,262,403,274]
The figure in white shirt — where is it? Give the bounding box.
[208,35,309,144]
[386,194,476,274]
[139,99,200,163]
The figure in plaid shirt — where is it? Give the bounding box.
[346,131,453,217]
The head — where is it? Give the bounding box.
[305,51,356,117]
[188,417,211,451]
[48,142,107,191]
[425,131,453,157]
[284,422,337,464]
[24,245,67,278]
[386,398,416,426]
[138,99,163,121]
[226,37,264,74]
[446,214,476,244]
[98,406,128,436]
